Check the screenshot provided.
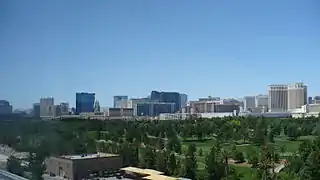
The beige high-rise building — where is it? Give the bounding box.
[288,83,307,110]
[268,84,288,112]
[40,97,54,116]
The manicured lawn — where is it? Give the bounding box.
[181,135,317,159]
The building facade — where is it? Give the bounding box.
[243,96,256,112]
[189,99,239,113]
[33,103,41,118]
[150,91,181,112]
[255,95,268,108]
[288,83,307,110]
[113,96,128,108]
[268,84,288,112]
[0,100,13,115]
[40,97,54,117]
[76,93,95,114]
[180,94,188,109]
[60,103,69,115]
[46,153,122,180]
[135,102,175,116]
[314,96,320,104]
[94,100,100,112]
[105,108,134,117]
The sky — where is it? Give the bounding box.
[0,0,319,109]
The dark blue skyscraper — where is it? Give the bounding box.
[76,93,95,114]
[150,91,181,112]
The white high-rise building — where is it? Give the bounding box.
[268,84,288,112]
[288,83,307,110]
[243,96,256,111]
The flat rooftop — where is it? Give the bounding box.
[61,153,118,160]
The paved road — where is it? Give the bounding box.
[0,170,28,180]
[0,173,17,180]
[274,164,286,173]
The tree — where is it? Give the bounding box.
[195,122,204,140]
[182,144,197,179]
[205,145,223,180]
[155,151,167,174]
[7,156,24,176]
[233,151,245,163]
[287,123,300,141]
[221,149,230,179]
[300,151,320,180]
[231,144,244,163]
[167,153,177,176]
[253,118,268,146]
[268,129,275,143]
[247,146,259,168]
[198,148,203,157]
[139,146,155,169]
[167,135,181,154]
[256,145,278,180]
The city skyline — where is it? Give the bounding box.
[1,0,319,108]
[1,82,315,110]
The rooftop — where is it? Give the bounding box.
[120,167,163,176]
[61,153,118,160]
[143,174,177,180]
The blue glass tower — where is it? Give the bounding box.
[150,91,181,112]
[76,93,95,114]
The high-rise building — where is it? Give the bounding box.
[180,94,188,109]
[33,103,40,118]
[52,105,62,117]
[268,84,288,112]
[94,100,101,112]
[0,100,13,115]
[243,96,256,112]
[150,91,181,112]
[287,83,307,110]
[255,95,268,108]
[308,97,313,104]
[60,102,69,115]
[40,97,54,116]
[76,93,95,114]
[113,96,128,108]
[314,96,320,104]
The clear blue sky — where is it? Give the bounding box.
[1,0,319,109]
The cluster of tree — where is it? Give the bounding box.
[1,115,320,179]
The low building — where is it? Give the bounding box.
[106,108,134,117]
[159,113,194,120]
[45,153,122,180]
[135,102,175,116]
[189,100,239,113]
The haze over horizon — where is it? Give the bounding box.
[1,0,319,109]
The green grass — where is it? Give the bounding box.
[233,165,256,180]
[180,135,317,179]
[182,136,317,159]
